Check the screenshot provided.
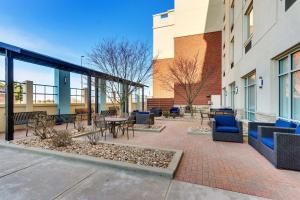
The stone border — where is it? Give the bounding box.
[133,125,166,133]
[187,127,212,135]
[0,141,183,179]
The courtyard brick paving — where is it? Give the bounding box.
[111,120,300,200]
[2,119,300,200]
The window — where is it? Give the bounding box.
[279,57,289,118]
[245,3,254,40]
[286,0,298,11]
[230,38,234,68]
[244,72,256,121]
[223,87,227,106]
[230,82,236,109]
[279,50,300,121]
[161,13,168,19]
[230,1,235,32]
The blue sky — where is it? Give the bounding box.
[0,0,174,89]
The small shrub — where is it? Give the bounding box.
[87,133,102,145]
[75,117,85,133]
[162,111,170,118]
[31,115,56,140]
[51,130,73,147]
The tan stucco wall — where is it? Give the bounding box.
[153,58,174,98]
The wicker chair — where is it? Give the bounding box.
[212,115,243,143]
[248,119,300,170]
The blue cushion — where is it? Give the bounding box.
[261,137,274,149]
[249,130,258,139]
[296,125,300,135]
[216,126,239,133]
[170,107,180,113]
[215,115,236,127]
[275,119,297,128]
[138,112,149,114]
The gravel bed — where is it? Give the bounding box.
[12,138,174,168]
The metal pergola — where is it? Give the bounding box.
[0,42,146,141]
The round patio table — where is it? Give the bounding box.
[105,117,128,138]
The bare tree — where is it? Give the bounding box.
[88,39,156,113]
[160,53,214,116]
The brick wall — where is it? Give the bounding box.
[147,98,174,111]
[152,31,222,105]
[174,31,222,105]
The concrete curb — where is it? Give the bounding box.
[0,141,183,179]
[134,125,166,133]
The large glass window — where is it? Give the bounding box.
[245,2,254,40]
[230,82,236,109]
[279,50,300,121]
[244,73,256,121]
[279,57,289,118]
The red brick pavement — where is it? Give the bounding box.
[2,120,300,200]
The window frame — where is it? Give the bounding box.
[244,72,256,121]
[278,49,300,122]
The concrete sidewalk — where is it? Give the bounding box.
[0,147,266,200]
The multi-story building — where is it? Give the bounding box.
[222,0,300,122]
[152,0,223,107]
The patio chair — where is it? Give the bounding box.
[200,110,210,125]
[119,115,135,139]
[149,107,162,117]
[94,114,109,140]
[212,115,243,143]
[170,107,180,117]
[135,112,154,125]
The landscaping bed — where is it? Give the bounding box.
[12,138,175,169]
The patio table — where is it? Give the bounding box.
[105,117,128,138]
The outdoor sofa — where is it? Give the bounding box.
[248,119,300,170]
[212,115,243,143]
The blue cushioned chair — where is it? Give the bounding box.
[212,115,243,143]
[248,119,300,170]
[170,107,180,117]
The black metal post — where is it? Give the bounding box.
[5,50,14,141]
[87,76,92,125]
[142,87,145,111]
[95,77,99,114]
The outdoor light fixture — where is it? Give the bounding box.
[64,75,67,84]
[235,86,239,94]
[258,76,263,89]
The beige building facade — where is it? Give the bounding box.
[222,0,300,122]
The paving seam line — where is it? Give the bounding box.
[0,157,50,179]
[164,180,174,200]
[51,169,97,200]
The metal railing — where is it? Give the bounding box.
[33,83,57,104]
[0,80,26,104]
[71,88,84,104]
